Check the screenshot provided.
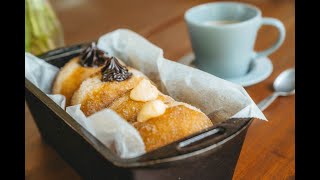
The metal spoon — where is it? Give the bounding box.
[258,68,295,111]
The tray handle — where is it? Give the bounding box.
[134,118,251,163]
[177,126,225,152]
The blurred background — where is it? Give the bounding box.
[26,0,294,60]
[25,0,294,179]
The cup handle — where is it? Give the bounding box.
[253,17,286,60]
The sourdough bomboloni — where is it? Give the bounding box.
[70,56,213,152]
[52,42,110,105]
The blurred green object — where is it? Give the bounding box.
[25,0,64,55]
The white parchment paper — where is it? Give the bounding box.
[25,29,266,159]
[97,29,266,122]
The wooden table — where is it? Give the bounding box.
[25,0,295,179]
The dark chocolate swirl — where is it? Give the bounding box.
[101,57,132,82]
[79,42,109,67]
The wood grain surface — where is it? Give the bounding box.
[25,0,295,179]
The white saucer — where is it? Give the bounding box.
[177,53,273,87]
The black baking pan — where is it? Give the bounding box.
[25,43,253,180]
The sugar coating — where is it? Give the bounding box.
[71,67,213,152]
[134,105,212,152]
[52,57,102,105]
[72,74,143,116]
[109,92,173,123]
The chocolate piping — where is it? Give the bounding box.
[79,42,109,67]
[101,57,132,82]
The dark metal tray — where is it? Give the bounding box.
[25,43,253,180]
